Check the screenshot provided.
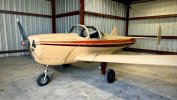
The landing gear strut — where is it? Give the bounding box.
[100,62,116,83]
[36,65,50,86]
[100,62,107,75]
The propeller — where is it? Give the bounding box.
[17,19,30,50]
[157,25,162,46]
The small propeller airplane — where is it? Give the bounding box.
[17,19,177,86]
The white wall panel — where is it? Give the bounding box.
[85,15,125,36]
[0,0,51,15]
[129,0,177,52]
[0,14,52,57]
[56,0,80,14]
[0,0,52,57]
[129,18,177,36]
[130,0,177,17]
[84,0,126,36]
[56,15,80,33]
[85,0,126,17]
[130,39,177,52]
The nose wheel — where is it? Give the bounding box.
[36,73,49,86]
[100,62,116,83]
[36,65,50,86]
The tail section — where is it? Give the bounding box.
[111,25,118,36]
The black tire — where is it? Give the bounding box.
[62,64,71,67]
[36,73,50,86]
[105,69,115,83]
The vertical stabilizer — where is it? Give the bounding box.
[111,26,118,36]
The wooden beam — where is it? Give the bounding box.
[130,14,177,20]
[80,0,85,25]
[125,5,130,36]
[51,0,56,33]
[0,10,52,18]
[123,48,177,55]
[56,11,80,18]
[85,11,126,20]
[0,49,29,54]
[129,35,177,39]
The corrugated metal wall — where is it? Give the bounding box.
[129,0,177,52]
[56,0,126,35]
[56,0,80,33]
[0,0,52,57]
[84,0,126,35]
[85,15,126,35]
[85,0,125,17]
[130,0,177,17]
[56,0,79,14]
[0,0,51,15]
[56,15,80,33]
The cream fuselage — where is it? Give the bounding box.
[28,33,135,65]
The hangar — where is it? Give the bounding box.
[0,0,177,100]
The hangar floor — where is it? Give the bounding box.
[0,52,177,100]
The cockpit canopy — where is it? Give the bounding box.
[68,25,104,39]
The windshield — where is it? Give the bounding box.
[69,26,88,37]
[69,25,104,39]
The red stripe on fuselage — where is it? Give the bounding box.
[38,39,135,44]
[37,43,134,47]
[36,39,135,47]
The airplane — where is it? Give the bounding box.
[17,19,177,86]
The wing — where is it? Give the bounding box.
[75,54,177,66]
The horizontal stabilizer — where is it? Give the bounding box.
[157,25,162,45]
[129,25,162,46]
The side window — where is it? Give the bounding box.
[87,28,100,39]
[90,31,99,39]
[80,28,88,37]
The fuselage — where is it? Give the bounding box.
[28,33,135,65]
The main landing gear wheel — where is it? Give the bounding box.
[36,73,50,86]
[104,69,115,83]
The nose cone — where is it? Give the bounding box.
[20,41,26,46]
[20,40,30,49]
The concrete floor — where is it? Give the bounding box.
[0,52,177,100]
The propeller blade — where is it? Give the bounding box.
[17,19,30,49]
[17,19,27,41]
